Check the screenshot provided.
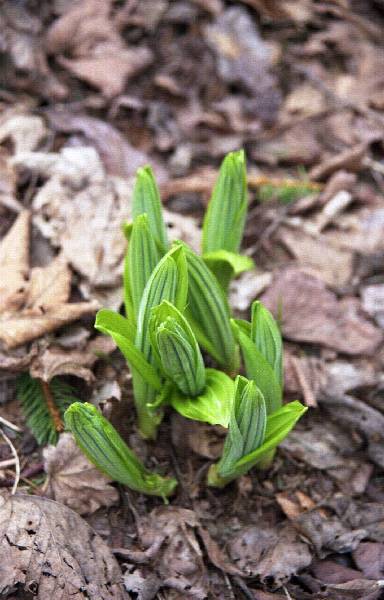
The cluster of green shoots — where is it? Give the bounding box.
[64,151,307,499]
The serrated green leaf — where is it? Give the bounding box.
[132,165,168,253]
[203,250,254,292]
[128,214,162,317]
[202,150,248,255]
[251,301,283,386]
[149,301,205,396]
[182,244,238,372]
[95,309,162,390]
[208,400,307,487]
[217,375,266,478]
[170,368,234,427]
[231,319,282,414]
[65,402,177,499]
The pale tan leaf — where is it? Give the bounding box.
[30,336,116,382]
[43,433,119,515]
[27,255,71,309]
[0,301,99,349]
[0,210,30,312]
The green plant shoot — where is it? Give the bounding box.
[208,376,307,488]
[65,402,176,499]
[202,150,254,291]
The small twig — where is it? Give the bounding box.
[0,416,22,433]
[232,576,255,600]
[0,427,20,494]
[283,585,295,600]
[39,379,64,432]
[0,458,17,469]
[223,573,235,600]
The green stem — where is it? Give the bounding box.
[132,374,162,440]
[207,464,234,488]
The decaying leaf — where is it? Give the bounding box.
[0,211,98,348]
[29,336,116,383]
[205,7,281,124]
[118,507,208,599]
[278,227,353,288]
[0,492,126,598]
[228,524,311,584]
[261,267,383,355]
[46,0,152,98]
[43,433,119,515]
[13,146,132,288]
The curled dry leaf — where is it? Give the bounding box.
[29,336,116,383]
[122,507,208,599]
[0,492,126,598]
[15,146,132,288]
[261,267,383,355]
[0,211,98,348]
[43,433,119,516]
[45,110,163,179]
[228,524,311,584]
[0,113,47,154]
[46,0,152,98]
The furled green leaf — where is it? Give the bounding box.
[170,368,234,427]
[251,301,283,386]
[132,165,168,253]
[182,243,238,372]
[217,376,266,478]
[95,309,162,390]
[128,214,162,317]
[132,245,187,438]
[231,319,282,413]
[149,301,205,396]
[203,250,254,292]
[202,150,248,255]
[208,400,307,487]
[136,245,188,357]
[65,402,177,499]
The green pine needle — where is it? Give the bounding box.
[17,374,80,446]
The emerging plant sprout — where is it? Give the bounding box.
[65,150,307,496]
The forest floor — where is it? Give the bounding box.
[0,1,384,599]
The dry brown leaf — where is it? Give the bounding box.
[205,6,281,124]
[230,270,272,311]
[29,336,116,383]
[278,227,353,288]
[46,0,152,98]
[0,211,98,348]
[14,146,132,288]
[261,267,383,355]
[0,492,126,598]
[43,433,119,515]
[45,110,163,179]
[228,524,311,584]
[118,507,208,599]
[0,1,67,99]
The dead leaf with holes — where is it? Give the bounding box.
[0,211,98,349]
[0,492,126,598]
[43,433,119,515]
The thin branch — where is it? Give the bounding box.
[0,427,20,494]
